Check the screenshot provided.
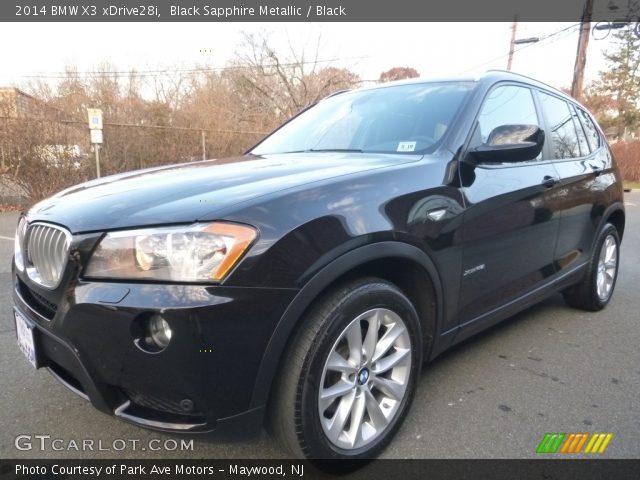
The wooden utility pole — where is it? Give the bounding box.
[507,16,518,71]
[571,0,594,101]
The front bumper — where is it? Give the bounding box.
[13,270,296,438]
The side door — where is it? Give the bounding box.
[536,92,614,274]
[456,84,561,332]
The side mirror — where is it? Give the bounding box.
[469,124,545,163]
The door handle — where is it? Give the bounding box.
[542,176,559,188]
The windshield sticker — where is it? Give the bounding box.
[397,141,416,152]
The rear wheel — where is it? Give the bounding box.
[563,223,620,311]
[270,278,422,459]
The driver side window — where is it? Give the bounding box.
[474,85,541,147]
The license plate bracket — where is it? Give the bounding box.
[15,309,39,369]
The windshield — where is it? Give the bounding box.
[252,81,474,156]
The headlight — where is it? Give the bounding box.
[85,222,257,282]
[14,217,27,271]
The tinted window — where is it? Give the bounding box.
[475,85,540,144]
[252,82,474,156]
[576,107,601,152]
[539,93,581,159]
[570,104,590,156]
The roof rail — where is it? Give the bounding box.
[484,69,572,100]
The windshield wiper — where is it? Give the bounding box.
[307,148,363,153]
[265,148,364,154]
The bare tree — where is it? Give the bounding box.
[379,67,420,83]
[231,31,361,120]
[0,37,362,204]
[0,95,89,201]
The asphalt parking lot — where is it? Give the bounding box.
[0,192,638,460]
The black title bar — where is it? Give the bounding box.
[1,459,640,480]
[3,0,640,22]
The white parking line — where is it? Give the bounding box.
[625,202,637,207]
[0,235,14,241]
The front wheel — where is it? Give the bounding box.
[270,278,422,459]
[563,223,620,311]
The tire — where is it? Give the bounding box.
[563,223,620,311]
[269,277,423,459]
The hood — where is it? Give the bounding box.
[27,153,420,233]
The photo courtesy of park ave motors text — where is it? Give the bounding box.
[1,0,639,469]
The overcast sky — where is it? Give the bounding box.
[0,22,616,93]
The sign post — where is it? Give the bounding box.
[87,108,103,178]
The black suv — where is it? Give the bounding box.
[13,71,624,459]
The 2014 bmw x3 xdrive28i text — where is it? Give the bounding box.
[13,71,624,459]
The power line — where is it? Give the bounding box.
[473,23,580,72]
[0,116,269,135]
[16,56,370,79]
[460,23,582,75]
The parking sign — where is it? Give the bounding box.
[87,108,103,130]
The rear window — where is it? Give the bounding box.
[539,92,581,159]
[576,107,601,152]
[570,104,591,156]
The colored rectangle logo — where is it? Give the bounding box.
[537,433,612,454]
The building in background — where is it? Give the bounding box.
[0,87,85,205]
[0,87,38,118]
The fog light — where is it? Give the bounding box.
[149,314,172,349]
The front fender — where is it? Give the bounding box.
[248,241,444,410]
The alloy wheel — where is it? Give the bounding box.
[317,308,412,450]
[596,234,617,301]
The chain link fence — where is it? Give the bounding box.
[0,115,268,207]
